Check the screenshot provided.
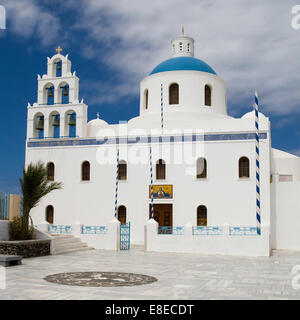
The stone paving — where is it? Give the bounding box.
[0,247,300,300]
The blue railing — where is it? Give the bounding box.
[0,190,9,220]
[192,226,223,236]
[81,226,108,235]
[158,226,184,235]
[48,225,72,234]
[229,227,258,236]
[120,222,131,250]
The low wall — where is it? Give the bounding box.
[0,239,51,258]
[0,220,54,257]
[37,218,121,251]
[75,220,120,250]
[145,220,270,257]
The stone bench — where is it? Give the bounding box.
[0,254,22,267]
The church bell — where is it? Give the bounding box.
[48,87,54,98]
[36,116,44,131]
[52,115,60,127]
[63,86,68,96]
[68,113,76,126]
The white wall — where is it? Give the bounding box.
[27,132,271,245]
[145,220,270,257]
[271,179,300,250]
[140,71,227,116]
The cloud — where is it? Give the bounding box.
[3,0,300,116]
[2,0,60,46]
[63,0,300,114]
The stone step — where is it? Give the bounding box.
[53,237,82,245]
[49,234,94,255]
[55,242,88,251]
[54,246,94,255]
[50,234,74,239]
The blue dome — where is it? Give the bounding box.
[150,57,217,75]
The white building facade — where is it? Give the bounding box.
[26,34,300,256]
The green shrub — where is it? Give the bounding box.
[9,217,34,241]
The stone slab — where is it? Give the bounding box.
[0,254,22,267]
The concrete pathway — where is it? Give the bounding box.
[0,248,300,300]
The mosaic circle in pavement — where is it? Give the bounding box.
[44,272,158,287]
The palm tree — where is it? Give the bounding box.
[20,162,63,234]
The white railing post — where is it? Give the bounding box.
[108,218,120,251]
[223,222,230,237]
[144,218,158,252]
[72,221,82,237]
[184,222,193,243]
[38,221,50,233]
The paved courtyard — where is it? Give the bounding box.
[1,247,300,300]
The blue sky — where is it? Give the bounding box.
[0,0,300,194]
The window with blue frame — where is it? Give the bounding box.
[61,84,69,104]
[52,114,60,138]
[55,61,62,77]
[68,112,76,137]
[47,86,54,105]
[36,115,44,139]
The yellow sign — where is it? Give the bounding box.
[149,185,173,199]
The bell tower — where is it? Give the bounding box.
[171,28,195,57]
[26,46,88,140]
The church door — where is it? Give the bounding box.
[149,204,173,228]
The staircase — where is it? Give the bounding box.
[51,234,94,255]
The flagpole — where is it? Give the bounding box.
[254,90,261,235]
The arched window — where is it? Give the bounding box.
[82,161,90,181]
[46,85,55,105]
[34,114,44,139]
[197,158,207,179]
[47,163,55,181]
[61,84,69,104]
[169,83,179,105]
[46,205,54,224]
[197,205,207,226]
[51,113,60,138]
[156,159,166,180]
[118,161,127,181]
[239,157,250,178]
[144,89,149,110]
[67,112,76,138]
[205,85,212,106]
[55,60,62,77]
[118,206,127,225]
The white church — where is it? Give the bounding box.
[27,32,300,256]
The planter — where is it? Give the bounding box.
[0,239,51,258]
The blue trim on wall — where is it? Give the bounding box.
[27,132,268,148]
